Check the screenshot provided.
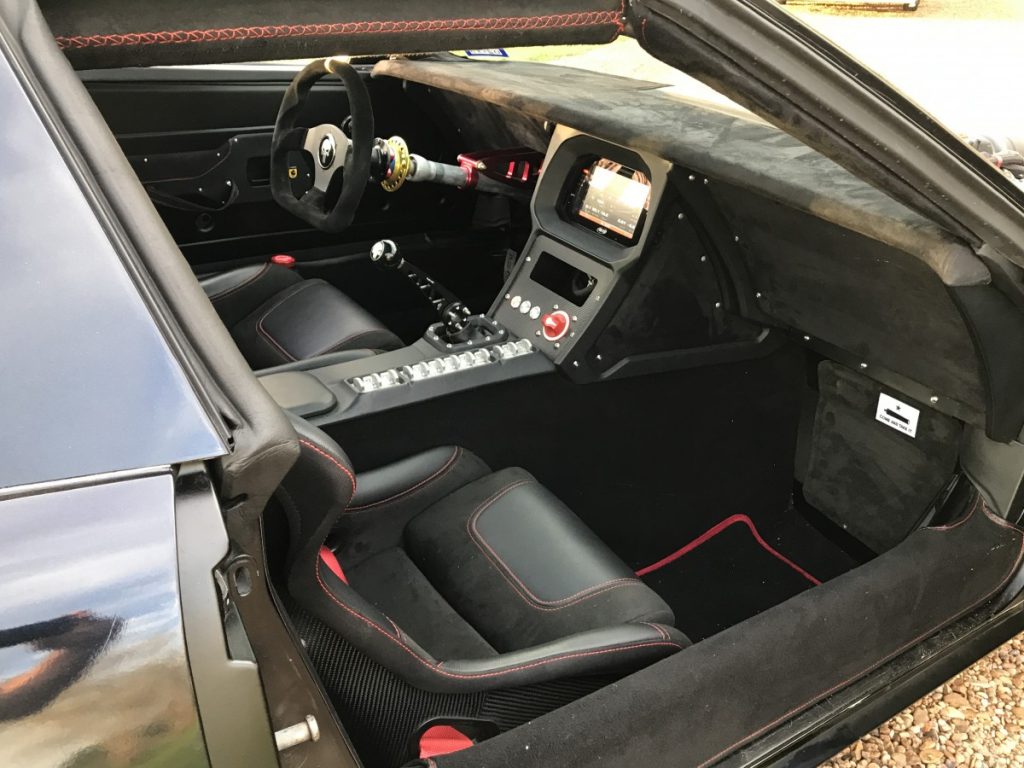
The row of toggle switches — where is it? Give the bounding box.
[347,339,534,393]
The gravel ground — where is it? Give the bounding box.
[820,634,1024,766]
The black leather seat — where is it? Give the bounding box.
[278,416,689,694]
[201,263,402,369]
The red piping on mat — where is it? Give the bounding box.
[634,514,821,586]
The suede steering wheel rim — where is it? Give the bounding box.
[270,58,374,233]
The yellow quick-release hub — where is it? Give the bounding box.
[381,136,411,192]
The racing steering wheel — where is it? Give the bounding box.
[270,57,374,233]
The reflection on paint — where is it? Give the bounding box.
[0,474,209,768]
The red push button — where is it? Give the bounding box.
[540,310,570,341]
[271,253,296,268]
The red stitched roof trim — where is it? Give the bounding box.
[56,11,623,50]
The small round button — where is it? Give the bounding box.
[540,310,570,342]
[529,305,541,320]
[519,300,532,315]
[510,295,522,309]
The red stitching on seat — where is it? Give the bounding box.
[55,11,624,50]
[695,500,1024,767]
[634,513,821,585]
[466,480,642,610]
[347,447,462,512]
[208,263,270,302]
[644,622,669,641]
[255,281,319,362]
[315,557,681,680]
[299,438,357,493]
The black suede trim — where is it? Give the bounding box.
[804,361,960,552]
[348,547,497,660]
[372,57,989,288]
[40,1,626,69]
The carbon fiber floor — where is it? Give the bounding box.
[287,602,614,768]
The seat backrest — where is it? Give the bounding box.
[275,415,450,684]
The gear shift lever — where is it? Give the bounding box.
[370,238,403,268]
[369,239,507,350]
[369,238,462,319]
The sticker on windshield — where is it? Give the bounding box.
[875,393,920,438]
[464,49,509,58]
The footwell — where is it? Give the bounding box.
[638,513,831,641]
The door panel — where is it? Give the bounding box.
[81,65,474,268]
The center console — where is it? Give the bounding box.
[257,127,673,423]
[491,128,670,373]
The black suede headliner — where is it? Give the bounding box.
[38,0,625,69]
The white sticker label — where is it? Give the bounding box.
[875,393,920,438]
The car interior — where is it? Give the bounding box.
[74,48,1024,768]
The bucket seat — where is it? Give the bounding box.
[278,416,689,694]
[201,262,402,369]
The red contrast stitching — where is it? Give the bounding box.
[256,281,318,362]
[55,11,624,50]
[696,500,1024,768]
[313,554,681,679]
[208,263,270,302]
[347,447,462,512]
[316,561,682,680]
[299,438,356,493]
[929,494,982,532]
[634,513,821,585]
[644,622,669,641]
[466,481,641,610]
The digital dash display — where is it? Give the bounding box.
[570,159,651,244]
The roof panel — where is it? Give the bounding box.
[37,0,625,69]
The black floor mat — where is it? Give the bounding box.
[639,513,844,641]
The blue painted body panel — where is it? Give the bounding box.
[0,57,224,489]
[0,472,209,767]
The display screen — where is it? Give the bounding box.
[571,160,651,243]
